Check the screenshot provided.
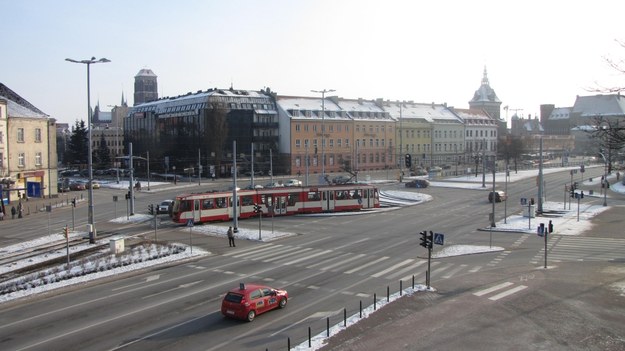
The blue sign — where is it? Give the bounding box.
[186,219,194,227]
[433,233,444,245]
[520,197,527,206]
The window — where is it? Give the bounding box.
[295,124,301,132]
[295,139,301,148]
[17,128,25,142]
[0,152,3,169]
[0,131,3,143]
[35,152,42,166]
[18,153,25,167]
[35,128,42,142]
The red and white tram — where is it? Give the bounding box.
[170,184,379,224]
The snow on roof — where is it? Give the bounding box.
[548,107,572,120]
[381,101,459,123]
[0,83,48,118]
[572,94,625,117]
[452,108,492,121]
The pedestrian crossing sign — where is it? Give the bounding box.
[434,233,444,245]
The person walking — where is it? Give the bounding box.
[17,202,23,219]
[227,226,235,247]
[11,205,16,219]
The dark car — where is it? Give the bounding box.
[157,200,174,214]
[69,181,86,191]
[221,283,288,322]
[405,179,430,188]
[489,191,507,203]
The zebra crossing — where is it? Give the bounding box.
[221,243,483,281]
[530,236,625,264]
[473,281,528,301]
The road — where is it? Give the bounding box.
[1,167,624,350]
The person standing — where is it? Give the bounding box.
[227,226,235,247]
[11,205,16,219]
[17,202,23,219]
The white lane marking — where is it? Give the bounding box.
[371,259,414,278]
[488,285,528,301]
[473,282,514,297]
[344,256,389,274]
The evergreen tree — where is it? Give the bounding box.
[65,120,88,166]
[96,133,111,168]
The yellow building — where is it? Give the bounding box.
[1,84,57,202]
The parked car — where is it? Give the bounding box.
[221,283,288,322]
[284,179,302,187]
[87,181,101,189]
[157,200,173,214]
[489,191,507,203]
[405,179,430,188]
[69,181,86,191]
[57,180,70,193]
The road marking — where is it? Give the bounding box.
[322,253,367,271]
[442,264,467,279]
[469,266,482,273]
[306,252,352,269]
[371,259,414,278]
[473,282,514,297]
[263,247,313,262]
[281,249,333,266]
[488,285,527,301]
[111,274,161,291]
[344,256,388,274]
[223,243,273,256]
[386,260,426,279]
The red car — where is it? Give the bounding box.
[221,283,288,322]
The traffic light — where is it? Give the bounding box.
[253,203,262,214]
[405,154,412,168]
[419,230,428,248]
[570,187,575,198]
[71,198,76,207]
[427,231,434,249]
[63,226,69,239]
[148,204,154,215]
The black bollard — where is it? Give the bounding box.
[327,317,330,337]
[400,280,403,296]
[374,293,377,310]
[387,286,390,302]
[344,308,347,327]
[359,300,362,318]
[308,327,311,347]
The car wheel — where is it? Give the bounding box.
[246,310,256,322]
[279,297,287,308]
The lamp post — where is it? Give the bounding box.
[66,56,110,243]
[311,89,335,179]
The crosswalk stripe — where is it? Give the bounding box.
[442,264,468,279]
[469,266,482,273]
[280,249,333,266]
[488,285,527,301]
[431,263,453,275]
[231,244,285,258]
[306,252,352,269]
[371,259,414,278]
[323,254,367,271]
[386,260,427,280]
[398,261,441,283]
[263,247,313,262]
[244,245,301,260]
[225,243,275,256]
[473,282,513,297]
[344,256,389,274]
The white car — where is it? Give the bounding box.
[157,200,173,214]
[284,179,302,187]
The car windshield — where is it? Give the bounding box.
[224,292,244,303]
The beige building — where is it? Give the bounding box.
[1,83,57,202]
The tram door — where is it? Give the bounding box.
[323,190,335,211]
[274,195,287,215]
[193,199,201,222]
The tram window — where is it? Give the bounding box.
[242,195,254,206]
[217,198,227,208]
[264,195,273,206]
[195,201,199,211]
[308,192,320,201]
[202,199,214,209]
[288,193,297,206]
[180,200,191,212]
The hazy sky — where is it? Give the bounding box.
[2,0,623,125]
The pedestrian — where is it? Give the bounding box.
[11,205,16,219]
[17,203,23,219]
[0,209,4,221]
[227,226,235,247]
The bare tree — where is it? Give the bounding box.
[590,39,625,93]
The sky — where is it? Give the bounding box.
[1,0,624,126]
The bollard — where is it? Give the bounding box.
[287,337,290,350]
[374,293,377,310]
[344,308,347,327]
[400,280,403,296]
[327,317,330,337]
[359,300,362,318]
[387,286,390,302]
[308,327,311,347]
[412,275,415,289]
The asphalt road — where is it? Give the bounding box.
[1,167,623,351]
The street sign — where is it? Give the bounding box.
[520,197,527,206]
[186,219,194,227]
[433,233,444,245]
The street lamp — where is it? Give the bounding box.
[66,56,110,243]
[311,89,335,179]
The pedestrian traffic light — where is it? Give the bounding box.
[405,154,412,168]
[570,188,575,198]
[63,226,69,239]
[253,203,262,214]
[419,230,428,248]
[71,198,76,207]
[148,204,154,215]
